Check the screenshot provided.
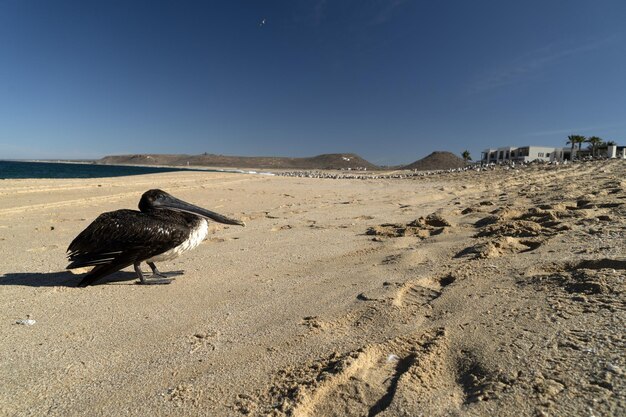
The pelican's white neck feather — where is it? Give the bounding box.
[146,219,209,263]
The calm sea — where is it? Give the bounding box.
[0,160,210,179]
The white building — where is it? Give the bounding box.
[607,145,626,159]
[481,146,572,164]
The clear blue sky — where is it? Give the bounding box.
[1,1,625,164]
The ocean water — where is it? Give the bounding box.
[0,160,208,179]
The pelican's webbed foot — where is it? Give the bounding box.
[147,262,184,278]
[147,262,169,278]
[134,262,173,285]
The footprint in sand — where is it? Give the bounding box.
[455,237,542,259]
[260,329,508,416]
[523,258,626,297]
[280,330,449,417]
[271,224,293,232]
[392,280,441,308]
[366,212,453,240]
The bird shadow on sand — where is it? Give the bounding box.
[0,270,185,287]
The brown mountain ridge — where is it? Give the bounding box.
[98,153,379,170]
[402,151,467,171]
[98,151,467,171]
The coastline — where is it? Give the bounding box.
[0,159,277,179]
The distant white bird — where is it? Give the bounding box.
[259,18,266,27]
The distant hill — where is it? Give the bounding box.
[98,153,380,171]
[402,151,467,171]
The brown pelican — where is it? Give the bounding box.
[67,189,245,286]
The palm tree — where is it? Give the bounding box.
[567,135,586,159]
[461,150,472,163]
[586,136,603,157]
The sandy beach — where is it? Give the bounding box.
[0,162,624,416]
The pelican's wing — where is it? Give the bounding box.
[67,210,187,286]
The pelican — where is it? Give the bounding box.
[67,189,245,286]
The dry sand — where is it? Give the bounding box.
[0,161,624,416]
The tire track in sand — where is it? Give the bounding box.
[0,177,253,215]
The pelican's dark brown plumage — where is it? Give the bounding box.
[67,189,245,286]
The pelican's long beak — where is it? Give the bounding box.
[157,195,245,226]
